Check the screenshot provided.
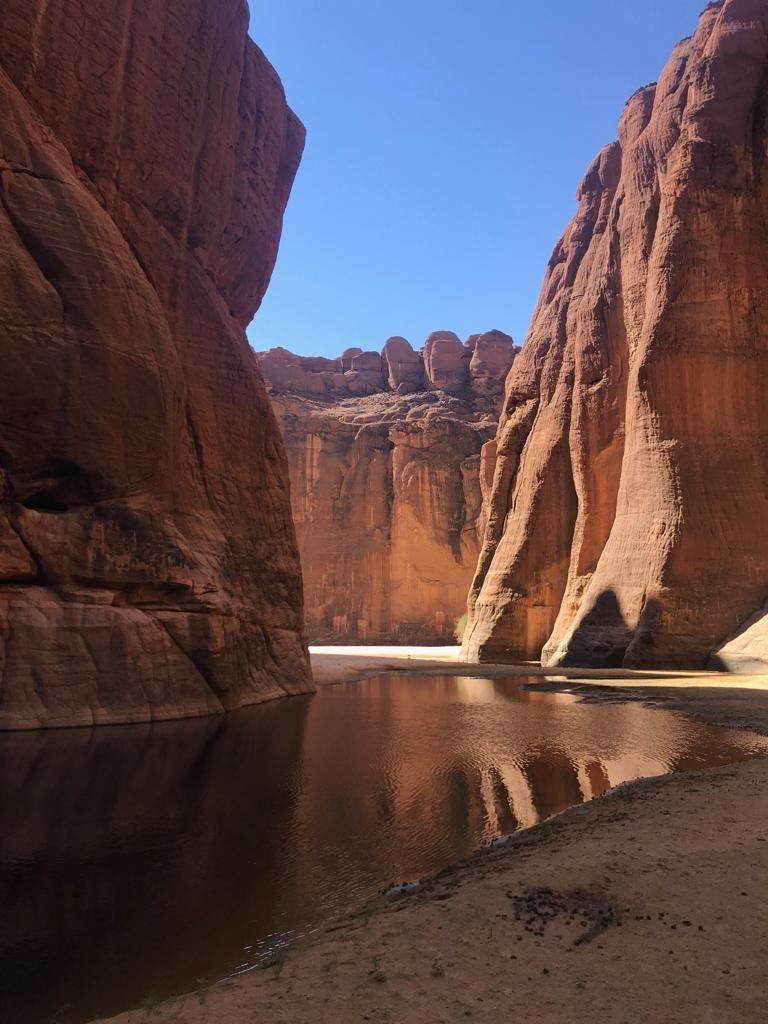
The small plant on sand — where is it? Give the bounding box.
[454,613,468,642]
[140,993,164,1018]
[263,944,290,980]
[194,977,210,1006]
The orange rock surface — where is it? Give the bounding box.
[258,334,516,643]
[0,0,312,728]
[463,0,768,671]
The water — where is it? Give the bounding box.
[1,672,766,1024]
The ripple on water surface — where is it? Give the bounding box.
[1,672,766,1024]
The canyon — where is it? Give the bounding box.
[0,0,312,728]
[462,0,768,672]
[3,2,768,1022]
[0,0,765,741]
[258,332,516,643]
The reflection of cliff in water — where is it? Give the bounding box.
[287,674,767,879]
[1,673,766,1024]
[0,699,312,1024]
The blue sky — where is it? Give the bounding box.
[247,0,704,358]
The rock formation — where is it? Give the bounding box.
[258,333,517,643]
[463,0,768,671]
[0,0,312,728]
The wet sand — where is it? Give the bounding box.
[99,650,768,1024]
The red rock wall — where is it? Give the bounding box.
[463,0,768,670]
[259,334,516,643]
[0,0,313,728]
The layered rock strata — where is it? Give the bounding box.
[0,0,312,728]
[258,333,516,643]
[463,0,768,671]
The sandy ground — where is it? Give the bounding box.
[310,643,768,687]
[100,650,768,1024]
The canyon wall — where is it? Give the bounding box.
[0,0,312,728]
[258,332,516,643]
[463,0,768,671]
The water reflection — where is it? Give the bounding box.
[0,673,765,1024]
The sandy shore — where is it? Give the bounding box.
[99,651,768,1024]
[311,643,768,687]
[309,644,721,685]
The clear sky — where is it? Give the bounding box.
[246,0,705,358]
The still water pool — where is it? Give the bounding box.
[1,672,766,1023]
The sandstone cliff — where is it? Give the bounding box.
[0,0,312,728]
[463,0,768,671]
[258,333,516,643]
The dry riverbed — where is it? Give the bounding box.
[101,651,768,1024]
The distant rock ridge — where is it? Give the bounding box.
[462,0,768,672]
[258,329,517,399]
[257,332,517,644]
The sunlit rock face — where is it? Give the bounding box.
[257,333,517,643]
[713,604,768,673]
[0,0,313,728]
[463,0,768,670]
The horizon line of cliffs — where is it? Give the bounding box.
[257,332,517,644]
[461,0,768,674]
